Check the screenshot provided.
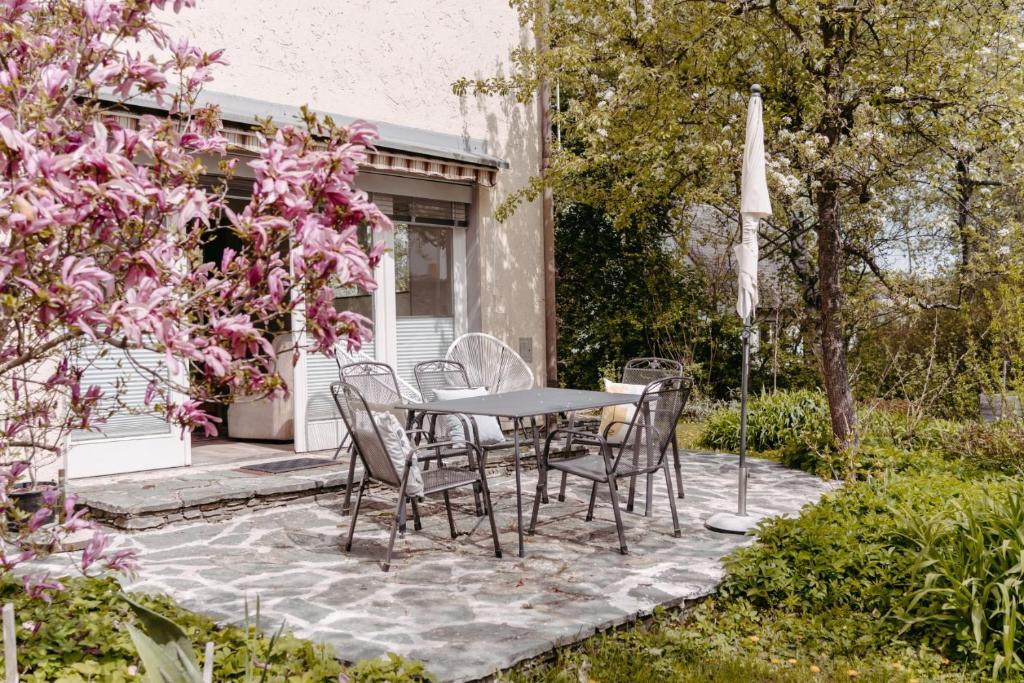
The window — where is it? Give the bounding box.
[333,224,374,320]
[372,193,467,319]
[395,224,452,317]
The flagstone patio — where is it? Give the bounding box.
[59,451,833,682]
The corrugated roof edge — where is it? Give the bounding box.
[96,89,510,170]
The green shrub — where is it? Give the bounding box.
[700,391,966,479]
[698,390,832,454]
[946,420,1024,474]
[899,481,1024,679]
[698,406,741,451]
[860,409,963,453]
[722,473,957,617]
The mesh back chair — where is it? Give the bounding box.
[446,333,535,394]
[621,358,687,507]
[331,381,501,572]
[622,357,685,385]
[529,376,692,554]
[559,357,689,507]
[413,359,518,448]
[336,361,420,515]
[413,360,518,511]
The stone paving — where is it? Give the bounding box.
[70,439,553,530]
[58,451,833,682]
[73,455,353,530]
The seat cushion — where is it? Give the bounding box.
[597,380,645,444]
[433,387,505,444]
[372,411,424,496]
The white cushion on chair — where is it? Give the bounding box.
[372,411,424,496]
[433,387,505,444]
[598,380,646,444]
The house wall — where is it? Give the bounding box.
[159,1,547,383]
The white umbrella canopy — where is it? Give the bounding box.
[707,84,772,536]
[735,84,772,322]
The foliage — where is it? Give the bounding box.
[698,389,967,478]
[720,473,990,621]
[462,0,1024,445]
[346,654,435,683]
[554,202,817,400]
[900,482,1024,679]
[946,420,1024,475]
[123,594,206,682]
[500,605,960,683]
[698,390,832,454]
[554,202,709,392]
[0,574,429,682]
[506,468,1015,682]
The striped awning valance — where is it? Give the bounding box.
[363,151,496,186]
[107,111,497,187]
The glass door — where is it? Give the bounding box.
[394,221,456,384]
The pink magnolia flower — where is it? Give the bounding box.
[39,65,68,98]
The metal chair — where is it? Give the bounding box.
[559,357,689,507]
[336,361,414,515]
[530,376,692,554]
[446,333,535,394]
[409,358,493,511]
[620,358,688,507]
[331,381,502,572]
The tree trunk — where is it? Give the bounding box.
[816,180,858,448]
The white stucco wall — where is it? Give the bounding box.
[159,1,547,382]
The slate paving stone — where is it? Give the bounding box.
[40,451,835,682]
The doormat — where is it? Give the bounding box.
[238,457,335,475]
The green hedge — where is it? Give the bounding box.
[698,390,833,455]
[697,390,964,479]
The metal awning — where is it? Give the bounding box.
[100,90,506,187]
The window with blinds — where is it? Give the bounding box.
[372,193,465,383]
[372,194,468,228]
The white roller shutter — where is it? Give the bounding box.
[396,317,455,384]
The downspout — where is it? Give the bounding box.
[537,7,557,387]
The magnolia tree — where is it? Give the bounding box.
[0,0,388,590]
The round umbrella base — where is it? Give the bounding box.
[705,511,764,535]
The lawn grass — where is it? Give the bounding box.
[675,421,705,449]
[501,603,971,683]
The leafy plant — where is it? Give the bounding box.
[123,595,205,682]
[945,421,1024,475]
[899,482,1024,679]
[700,391,966,479]
[0,575,408,681]
[698,390,832,455]
[123,594,291,683]
[346,653,436,683]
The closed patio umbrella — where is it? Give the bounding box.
[707,84,771,534]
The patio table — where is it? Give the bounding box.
[399,387,647,558]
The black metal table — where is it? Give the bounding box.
[400,387,645,557]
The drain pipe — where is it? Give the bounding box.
[536,5,557,388]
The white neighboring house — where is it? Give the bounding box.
[66,2,547,478]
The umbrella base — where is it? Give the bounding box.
[705,511,764,535]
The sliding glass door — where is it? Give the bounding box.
[294,190,468,452]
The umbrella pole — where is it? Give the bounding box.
[737,320,751,516]
[706,319,762,534]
